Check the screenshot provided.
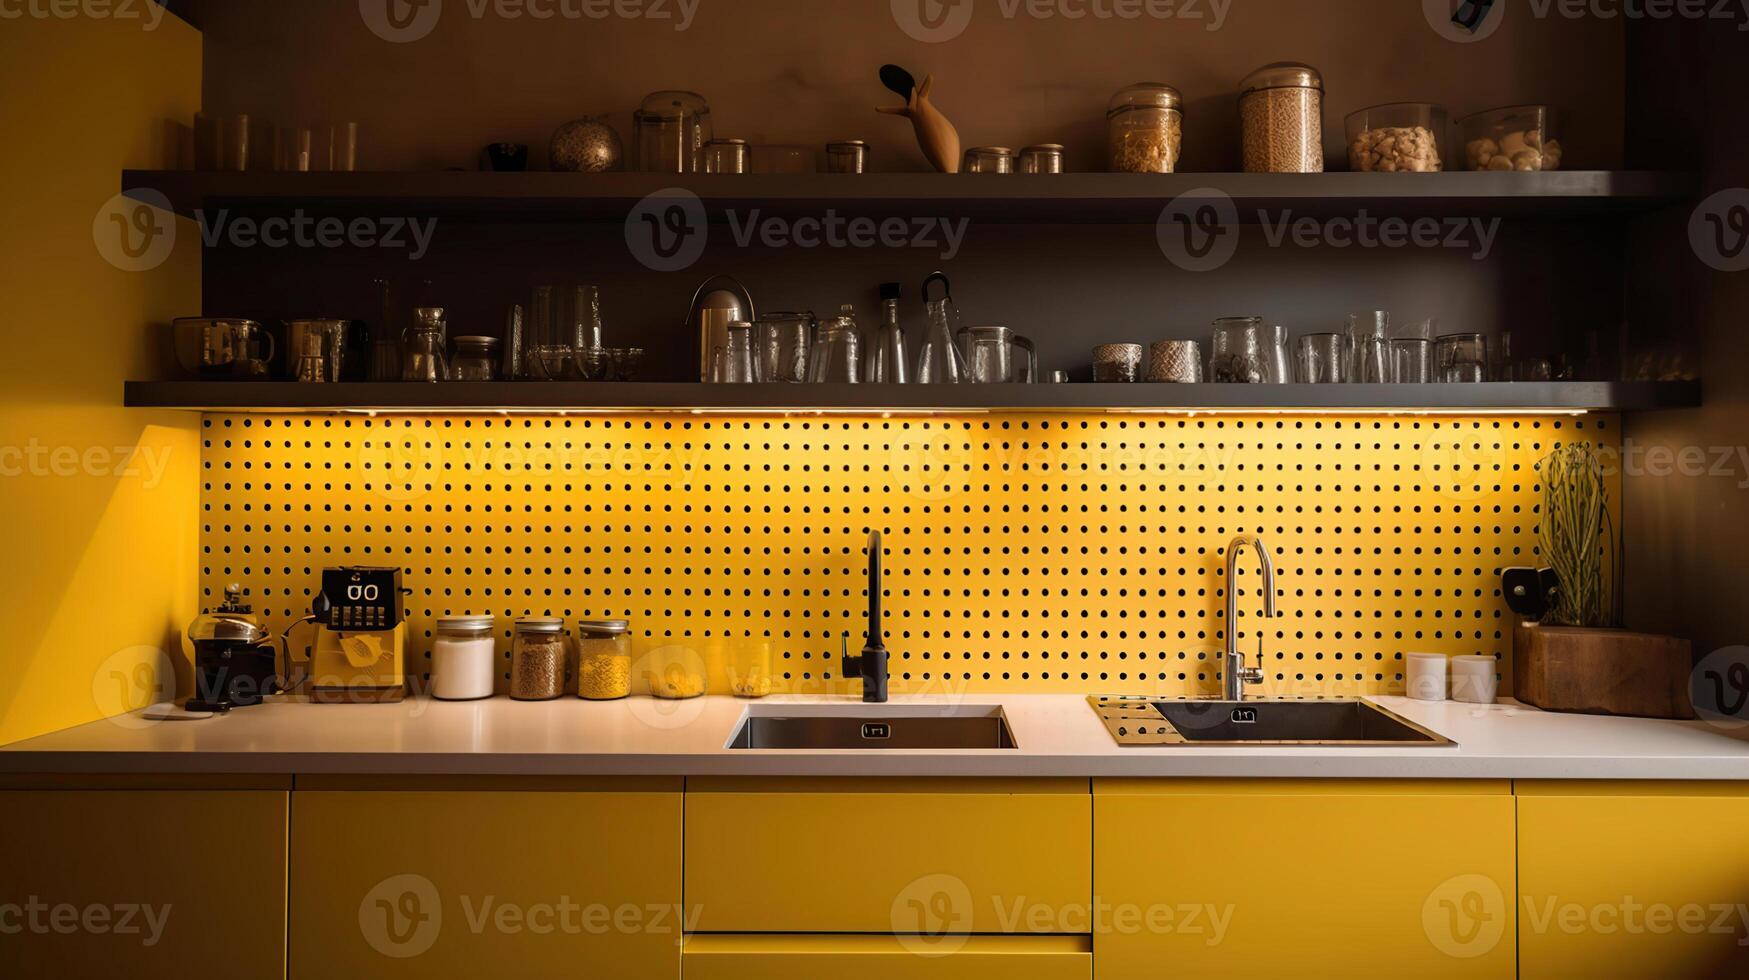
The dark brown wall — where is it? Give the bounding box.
[1622,20,1749,657]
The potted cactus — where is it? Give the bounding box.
[1512,444,1692,718]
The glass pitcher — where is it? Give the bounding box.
[915,298,966,384]
[401,307,448,382]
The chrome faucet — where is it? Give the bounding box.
[841,529,889,703]
[1223,534,1280,701]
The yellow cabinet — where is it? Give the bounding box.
[685,778,1091,934]
[681,934,1090,980]
[287,776,682,980]
[0,779,289,980]
[1094,779,1516,979]
[1517,781,1749,979]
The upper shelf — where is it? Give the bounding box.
[124,381,1701,413]
[121,170,1699,224]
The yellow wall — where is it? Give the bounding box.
[0,13,202,744]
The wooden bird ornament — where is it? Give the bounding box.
[877,64,961,174]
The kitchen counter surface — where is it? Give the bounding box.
[4,693,1749,779]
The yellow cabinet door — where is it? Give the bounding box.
[685,778,1091,934]
[681,934,1090,980]
[0,783,288,980]
[1517,782,1749,979]
[1094,779,1516,979]
[288,776,682,980]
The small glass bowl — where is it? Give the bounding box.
[1459,105,1562,171]
[1345,103,1447,173]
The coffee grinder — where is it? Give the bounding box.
[184,584,282,712]
[306,566,408,703]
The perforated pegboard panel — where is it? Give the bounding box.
[199,413,1618,698]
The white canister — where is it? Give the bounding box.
[432,615,498,700]
[1405,652,1448,701]
[1450,655,1500,704]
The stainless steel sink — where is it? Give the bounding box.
[1089,696,1453,747]
[728,705,1017,750]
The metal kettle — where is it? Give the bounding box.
[686,275,756,381]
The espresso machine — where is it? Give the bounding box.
[184,584,281,713]
[306,566,408,703]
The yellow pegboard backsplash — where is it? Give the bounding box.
[199,412,1617,698]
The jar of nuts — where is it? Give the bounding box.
[1459,105,1562,171]
[510,617,569,701]
[576,619,632,700]
[1107,83,1183,173]
[1239,62,1324,173]
[1345,103,1448,173]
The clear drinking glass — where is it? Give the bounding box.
[1436,333,1490,382]
[1346,311,1393,383]
[809,315,862,383]
[915,297,966,384]
[1393,338,1433,383]
[755,312,814,383]
[1209,316,1272,383]
[710,321,757,383]
[1295,333,1347,383]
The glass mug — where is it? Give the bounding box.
[960,325,1036,383]
[1436,333,1490,383]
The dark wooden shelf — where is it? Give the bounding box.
[122,170,1699,224]
[124,381,1701,413]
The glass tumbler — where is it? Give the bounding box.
[1393,338,1433,383]
[809,317,862,383]
[1346,311,1393,383]
[964,325,1016,384]
[1209,316,1271,383]
[754,312,814,383]
[1436,333,1490,382]
[1295,333,1347,383]
[710,321,757,383]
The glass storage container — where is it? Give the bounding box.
[1107,83,1183,173]
[576,619,632,700]
[510,617,569,701]
[1239,62,1323,173]
[1017,144,1064,174]
[962,146,1015,173]
[702,137,749,174]
[450,336,499,381]
[642,642,706,699]
[634,90,711,173]
[1346,103,1447,173]
[432,615,497,701]
[1459,105,1562,171]
[727,637,773,698]
[825,140,868,174]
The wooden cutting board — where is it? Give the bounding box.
[1513,625,1694,719]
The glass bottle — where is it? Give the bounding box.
[710,321,757,383]
[866,283,909,383]
[809,306,862,383]
[915,297,966,383]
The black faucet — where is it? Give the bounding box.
[841,529,889,703]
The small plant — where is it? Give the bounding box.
[1537,444,1620,628]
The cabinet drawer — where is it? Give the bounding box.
[289,777,682,980]
[685,778,1091,934]
[681,934,1090,980]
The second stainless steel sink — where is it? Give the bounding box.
[728,705,1016,750]
[1089,696,1453,746]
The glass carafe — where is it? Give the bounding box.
[401,307,448,383]
[915,297,966,384]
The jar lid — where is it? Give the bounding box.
[1108,82,1182,115]
[1020,143,1064,153]
[437,614,496,633]
[827,139,867,148]
[576,619,630,637]
[635,90,710,120]
[515,616,566,634]
[1240,62,1323,94]
[966,146,1014,155]
[454,336,499,349]
[705,137,748,146]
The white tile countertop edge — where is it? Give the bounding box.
[4,694,1749,780]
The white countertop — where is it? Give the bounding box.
[4,694,1748,780]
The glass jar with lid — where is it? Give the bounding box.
[432,614,497,700]
[634,90,711,173]
[450,336,499,381]
[1239,62,1324,173]
[510,617,569,701]
[1108,83,1183,173]
[576,619,632,700]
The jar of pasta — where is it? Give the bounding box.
[1107,83,1183,173]
[576,619,632,700]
